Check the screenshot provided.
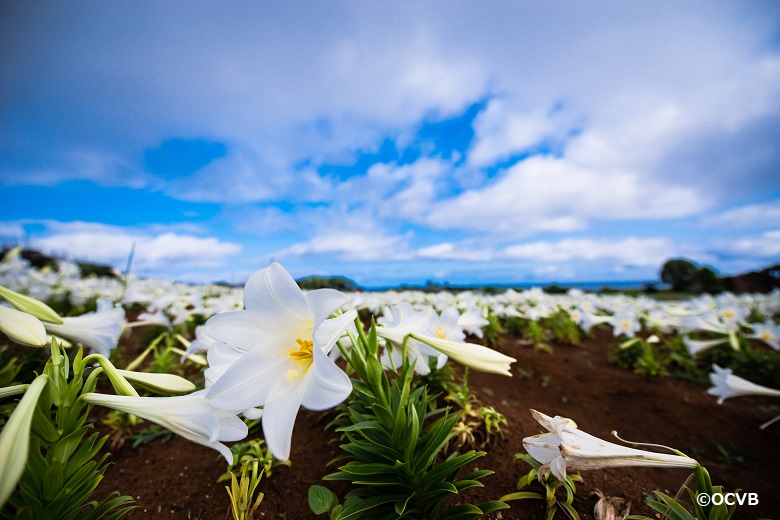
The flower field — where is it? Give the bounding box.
[1,249,778,519]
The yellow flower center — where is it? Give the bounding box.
[435,328,447,339]
[286,338,314,382]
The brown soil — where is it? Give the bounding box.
[95,328,780,519]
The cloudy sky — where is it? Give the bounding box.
[2,1,779,287]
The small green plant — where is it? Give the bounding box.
[224,458,266,520]
[101,409,139,450]
[132,424,175,448]
[547,310,582,346]
[627,464,736,520]
[479,406,507,438]
[309,319,508,519]
[443,369,507,453]
[218,438,290,483]
[526,320,550,350]
[501,453,582,520]
[714,443,744,466]
[482,311,504,348]
[610,337,669,378]
[0,342,136,519]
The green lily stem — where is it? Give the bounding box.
[82,354,139,397]
[760,414,780,430]
[83,367,105,395]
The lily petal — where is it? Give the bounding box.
[243,263,311,334]
[202,311,275,353]
[206,345,288,413]
[262,376,307,461]
[301,347,352,411]
[305,289,349,328]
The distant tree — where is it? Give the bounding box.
[296,275,359,292]
[690,266,724,294]
[660,258,698,291]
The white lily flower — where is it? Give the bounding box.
[747,321,780,351]
[181,325,217,361]
[707,364,780,404]
[203,262,356,460]
[82,390,247,464]
[682,335,729,357]
[131,308,173,330]
[457,306,489,338]
[0,305,47,347]
[376,302,443,375]
[44,297,125,358]
[523,409,697,482]
[609,311,641,338]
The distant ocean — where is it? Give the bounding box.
[364,280,659,292]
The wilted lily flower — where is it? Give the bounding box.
[82,390,247,464]
[44,297,125,357]
[707,364,780,404]
[523,409,697,482]
[203,262,356,460]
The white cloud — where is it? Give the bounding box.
[1,148,150,188]
[27,222,242,272]
[467,99,563,167]
[2,2,780,283]
[162,148,283,203]
[503,237,680,267]
[424,155,706,236]
[706,201,780,229]
[273,229,412,262]
[0,222,25,239]
[711,230,780,260]
[6,1,777,204]
[229,206,298,236]
[416,242,494,261]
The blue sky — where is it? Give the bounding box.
[1,1,780,287]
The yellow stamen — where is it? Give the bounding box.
[286,338,314,382]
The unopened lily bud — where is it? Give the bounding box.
[0,374,49,509]
[411,333,516,376]
[0,384,29,400]
[0,285,63,324]
[117,369,196,394]
[0,305,48,347]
